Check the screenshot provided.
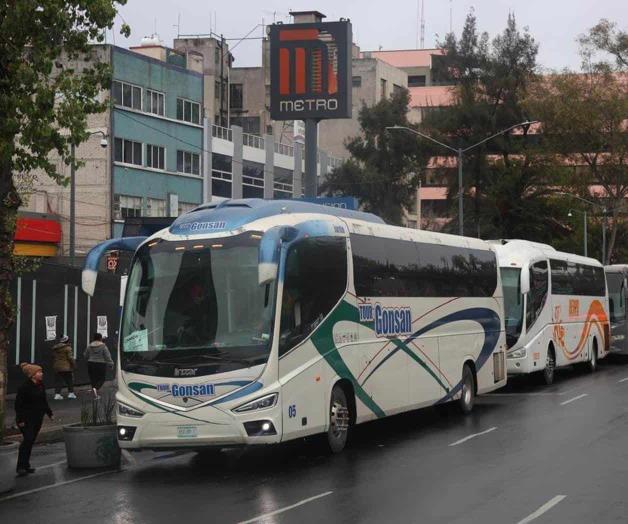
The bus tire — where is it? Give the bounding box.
[457,364,475,415]
[586,339,598,373]
[542,347,556,385]
[326,384,350,454]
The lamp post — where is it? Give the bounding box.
[70,131,108,267]
[557,192,607,263]
[567,208,588,257]
[387,121,537,236]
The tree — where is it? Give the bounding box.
[0,1,129,440]
[526,20,628,263]
[423,12,555,239]
[321,88,432,225]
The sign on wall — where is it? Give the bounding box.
[269,21,352,121]
[45,316,57,341]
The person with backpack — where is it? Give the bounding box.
[84,332,114,399]
[52,335,76,400]
[15,363,54,476]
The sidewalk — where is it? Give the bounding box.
[4,380,116,444]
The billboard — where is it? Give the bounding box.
[269,21,352,121]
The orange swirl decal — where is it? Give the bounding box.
[554,300,609,360]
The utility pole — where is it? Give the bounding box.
[304,119,318,197]
[219,34,225,127]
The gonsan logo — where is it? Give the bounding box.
[174,368,197,377]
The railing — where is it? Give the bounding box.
[212,125,232,141]
[274,142,294,157]
[243,133,264,149]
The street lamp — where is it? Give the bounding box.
[70,130,108,267]
[567,208,588,257]
[556,191,606,263]
[387,121,537,236]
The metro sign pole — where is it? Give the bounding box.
[269,13,352,197]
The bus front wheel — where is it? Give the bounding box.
[327,385,350,453]
[542,348,556,385]
[458,364,475,415]
[586,340,598,373]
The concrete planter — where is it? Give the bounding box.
[0,441,19,493]
[63,424,120,469]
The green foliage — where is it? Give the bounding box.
[321,88,433,225]
[0,0,129,442]
[578,19,628,72]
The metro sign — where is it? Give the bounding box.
[270,21,352,121]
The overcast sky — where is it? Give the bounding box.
[110,0,627,71]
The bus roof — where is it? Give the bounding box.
[605,264,628,274]
[494,239,603,268]
[168,198,384,236]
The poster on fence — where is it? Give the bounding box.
[97,315,108,339]
[45,316,57,341]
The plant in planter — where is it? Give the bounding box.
[63,392,120,469]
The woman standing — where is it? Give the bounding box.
[15,363,54,476]
[52,335,76,400]
[84,332,113,398]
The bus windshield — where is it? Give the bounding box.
[500,267,524,348]
[607,272,626,323]
[120,231,276,377]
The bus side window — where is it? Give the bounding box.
[279,237,347,356]
[526,261,548,331]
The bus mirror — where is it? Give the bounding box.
[258,226,298,285]
[258,262,278,286]
[520,269,530,295]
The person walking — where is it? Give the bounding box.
[15,363,54,476]
[84,332,113,399]
[52,335,76,400]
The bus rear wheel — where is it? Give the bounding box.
[542,348,556,385]
[326,385,350,454]
[457,364,475,415]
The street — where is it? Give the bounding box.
[2,357,628,523]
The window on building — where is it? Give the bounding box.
[215,81,221,100]
[114,194,143,219]
[380,78,387,99]
[408,75,427,87]
[352,76,362,87]
[230,116,260,135]
[212,153,232,174]
[230,83,243,110]
[147,198,167,217]
[176,98,201,124]
[114,138,142,166]
[146,89,165,116]
[214,46,220,65]
[112,80,142,110]
[177,150,200,175]
[146,144,165,170]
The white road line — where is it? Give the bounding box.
[516,495,566,524]
[237,491,333,524]
[618,377,628,383]
[490,393,559,397]
[448,426,497,447]
[0,470,116,503]
[560,394,588,406]
[36,460,67,470]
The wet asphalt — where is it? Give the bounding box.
[2,356,628,524]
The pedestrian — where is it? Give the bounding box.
[15,362,54,477]
[52,335,76,400]
[84,332,114,399]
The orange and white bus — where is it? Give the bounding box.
[494,240,609,385]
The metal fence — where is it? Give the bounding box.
[7,262,121,394]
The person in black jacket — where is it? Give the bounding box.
[14,362,54,476]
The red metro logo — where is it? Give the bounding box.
[270,21,352,120]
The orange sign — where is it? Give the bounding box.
[569,299,580,318]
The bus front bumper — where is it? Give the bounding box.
[506,354,536,375]
[116,408,283,449]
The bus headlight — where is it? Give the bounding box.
[508,348,527,359]
[118,402,144,418]
[233,393,278,413]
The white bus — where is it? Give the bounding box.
[494,240,609,385]
[605,265,628,354]
[83,199,507,453]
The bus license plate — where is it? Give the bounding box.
[177,426,198,438]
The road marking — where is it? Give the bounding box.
[37,460,67,470]
[618,377,628,383]
[237,491,333,524]
[490,393,559,397]
[0,470,116,503]
[516,495,566,524]
[560,394,588,406]
[448,426,497,447]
